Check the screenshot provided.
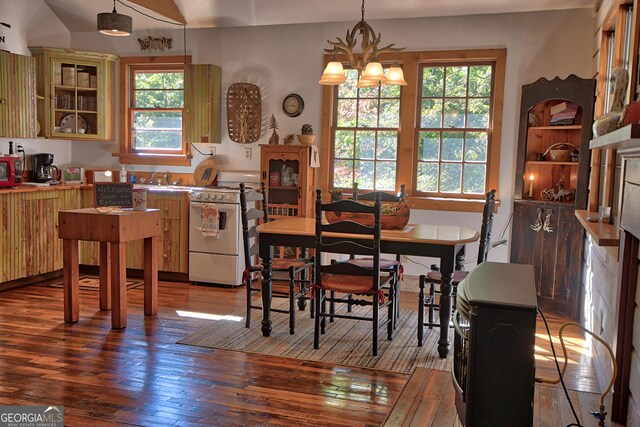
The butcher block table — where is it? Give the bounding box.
[58,208,161,328]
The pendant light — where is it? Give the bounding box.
[97,0,132,37]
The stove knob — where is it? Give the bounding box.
[225,194,232,201]
[217,194,224,200]
[203,193,210,200]
[193,192,202,199]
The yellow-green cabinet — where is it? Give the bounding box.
[0,188,80,283]
[184,64,222,144]
[78,190,188,274]
[29,47,117,141]
[126,192,189,273]
[0,51,37,138]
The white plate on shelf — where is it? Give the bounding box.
[59,114,87,134]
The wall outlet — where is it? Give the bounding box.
[244,148,251,159]
[208,144,216,156]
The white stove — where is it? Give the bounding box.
[188,171,259,286]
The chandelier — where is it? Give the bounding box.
[319,0,406,87]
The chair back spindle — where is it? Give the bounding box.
[477,189,496,264]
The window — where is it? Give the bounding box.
[332,69,400,190]
[321,49,506,212]
[131,69,184,151]
[416,64,493,196]
[117,56,192,166]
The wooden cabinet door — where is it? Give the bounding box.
[510,201,583,320]
[184,64,222,144]
[0,51,36,138]
[124,192,188,273]
[539,205,584,319]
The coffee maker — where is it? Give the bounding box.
[33,153,58,182]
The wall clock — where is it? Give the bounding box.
[282,93,304,117]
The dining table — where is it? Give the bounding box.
[256,217,480,358]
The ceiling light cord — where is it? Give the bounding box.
[115,0,185,26]
[109,0,188,61]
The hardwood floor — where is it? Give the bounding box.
[0,276,621,426]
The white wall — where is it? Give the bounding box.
[5,7,595,274]
[0,0,74,166]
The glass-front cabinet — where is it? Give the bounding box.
[260,144,316,219]
[29,47,118,141]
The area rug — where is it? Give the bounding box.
[48,275,143,291]
[177,297,452,374]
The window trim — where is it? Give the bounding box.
[320,49,506,212]
[116,55,192,166]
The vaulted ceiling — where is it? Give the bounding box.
[44,0,595,33]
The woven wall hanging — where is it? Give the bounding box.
[227,83,261,144]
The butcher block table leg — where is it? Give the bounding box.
[99,242,111,311]
[143,236,158,316]
[111,242,127,329]
[63,239,79,323]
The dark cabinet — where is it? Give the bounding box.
[510,75,595,320]
[510,201,584,319]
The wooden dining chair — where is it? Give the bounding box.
[313,189,396,356]
[240,182,313,334]
[417,189,496,346]
[347,183,406,326]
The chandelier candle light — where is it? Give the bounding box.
[319,0,406,87]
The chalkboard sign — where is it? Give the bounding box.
[94,183,133,208]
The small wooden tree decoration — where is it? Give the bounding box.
[268,114,280,145]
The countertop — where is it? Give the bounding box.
[0,183,195,195]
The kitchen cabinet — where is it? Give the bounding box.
[260,144,316,219]
[510,201,584,319]
[29,47,118,141]
[0,51,37,138]
[184,64,222,144]
[0,188,80,284]
[510,75,595,320]
[127,192,188,273]
[79,190,188,274]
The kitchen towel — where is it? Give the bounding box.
[200,204,220,238]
